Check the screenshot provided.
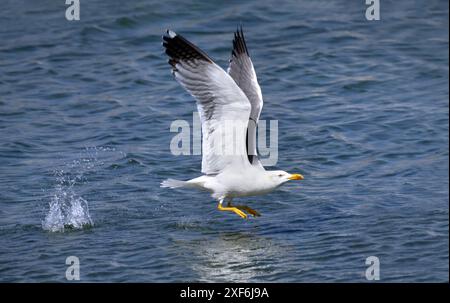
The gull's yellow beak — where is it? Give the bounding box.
[288,173,304,180]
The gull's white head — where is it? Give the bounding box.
[268,170,304,186]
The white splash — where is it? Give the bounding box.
[42,183,93,232]
[42,146,125,232]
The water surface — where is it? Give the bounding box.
[0,0,448,282]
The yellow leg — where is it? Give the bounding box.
[218,202,247,219]
[226,200,261,217]
[235,205,261,217]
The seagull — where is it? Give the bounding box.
[161,27,304,219]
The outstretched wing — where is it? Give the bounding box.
[163,30,252,175]
[227,27,264,166]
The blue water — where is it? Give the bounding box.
[0,0,448,282]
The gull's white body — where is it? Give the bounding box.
[161,28,303,217]
[164,166,288,200]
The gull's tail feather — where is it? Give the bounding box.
[160,178,189,189]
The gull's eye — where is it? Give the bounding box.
[278,174,283,177]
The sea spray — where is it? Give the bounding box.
[42,170,93,232]
[42,147,123,232]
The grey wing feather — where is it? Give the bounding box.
[163,30,252,174]
[227,27,264,166]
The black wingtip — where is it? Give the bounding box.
[231,24,249,57]
[162,30,213,66]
